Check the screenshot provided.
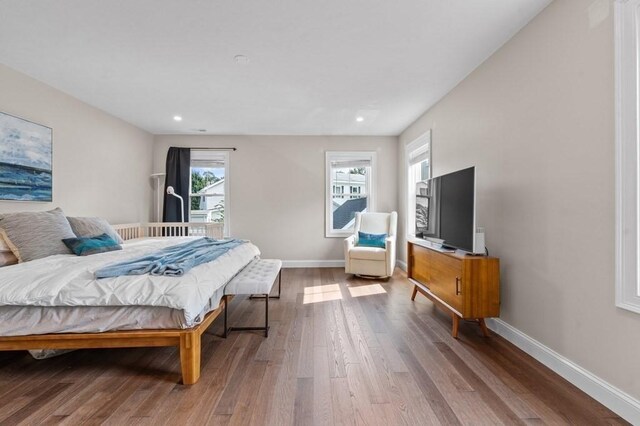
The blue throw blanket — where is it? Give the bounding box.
[95,237,245,278]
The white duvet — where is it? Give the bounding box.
[0,237,260,325]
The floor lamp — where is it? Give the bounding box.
[150,173,165,222]
[166,186,185,223]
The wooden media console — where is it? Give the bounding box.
[408,239,500,338]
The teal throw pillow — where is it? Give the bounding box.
[62,233,122,256]
[357,232,387,248]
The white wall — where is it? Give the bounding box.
[398,0,640,401]
[154,135,398,262]
[0,64,154,223]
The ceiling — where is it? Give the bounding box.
[0,0,551,136]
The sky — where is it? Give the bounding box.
[192,167,225,179]
[0,113,52,170]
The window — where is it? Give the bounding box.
[406,131,431,237]
[189,150,230,237]
[615,0,640,313]
[326,151,376,237]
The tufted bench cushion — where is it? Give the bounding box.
[224,259,282,295]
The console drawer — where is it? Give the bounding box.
[427,250,463,312]
[410,244,431,286]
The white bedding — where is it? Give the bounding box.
[0,286,226,336]
[0,237,260,332]
[0,305,189,336]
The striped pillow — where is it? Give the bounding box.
[0,208,76,262]
[67,216,124,244]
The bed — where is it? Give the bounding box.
[0,222,259,385]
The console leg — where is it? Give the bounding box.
[478,318,489,337]
[411,285,418,301]
[452,314,460,339]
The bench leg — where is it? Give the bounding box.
[180,331,201,385]
[223,295,229,338]
[265,293,269,337]
[226,293,270,338]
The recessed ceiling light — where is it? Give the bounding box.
[173,115,182,122]
[356,116,364,122]
[234,54,250,64]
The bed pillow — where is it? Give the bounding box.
[0,233,10,252]
[357,231,387,248]
[0,233,17,266]
[0,250,18,267]
[67,216,124,244]
[0,208,76,262]
[63,233,122,256]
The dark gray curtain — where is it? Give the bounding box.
[163,147,191,223]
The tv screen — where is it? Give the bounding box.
[416,166,475,252]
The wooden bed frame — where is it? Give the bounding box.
[0,298,230,384]
[0,222,229,385]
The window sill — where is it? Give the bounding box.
[326,231,353,238]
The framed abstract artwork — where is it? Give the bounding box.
[0,112,53,202]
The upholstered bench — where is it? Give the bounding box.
[223,258,282,337]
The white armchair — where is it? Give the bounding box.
[344,212,397,278]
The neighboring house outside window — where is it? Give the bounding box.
[406,131,431,238]
[189,150,230,237]
[325,151,376,237]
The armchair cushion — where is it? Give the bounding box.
[349,246,387,261]
[357,232,387,248]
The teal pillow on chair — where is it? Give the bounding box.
[357,232,387,248]
[62,233,122,256]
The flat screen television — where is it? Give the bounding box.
[415,166,477,253]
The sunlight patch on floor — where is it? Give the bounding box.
[347,283,387,298]
[303,284,343,304]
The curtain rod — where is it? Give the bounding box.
[189,147,237,151]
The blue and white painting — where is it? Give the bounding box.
[0,112,52,202]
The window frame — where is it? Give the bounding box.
[615,0,640,313]
[405,130,432,239]
[325,151,377,238]
[189,150,231,237]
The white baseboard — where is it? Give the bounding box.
[282,260,345,268]
[283,259,409,271]
[397,260,408,271]
[486,318,640,424]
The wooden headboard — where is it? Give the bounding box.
[112,222,224,241]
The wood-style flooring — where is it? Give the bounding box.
[0,268,627,425]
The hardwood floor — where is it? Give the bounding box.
[0,268,627,425]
